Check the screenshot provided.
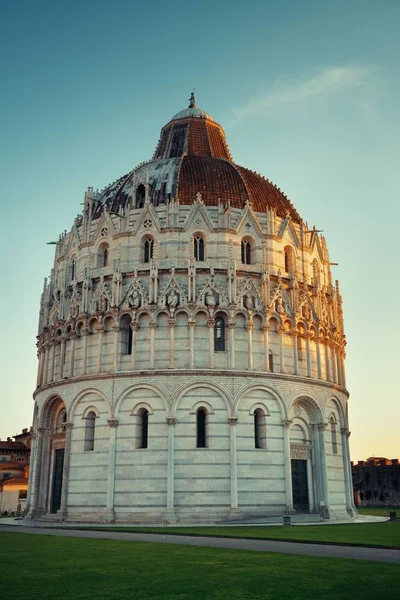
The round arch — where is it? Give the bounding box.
[114,383,169,418]
[69,387,111,421]
[233,383,286,419]
[172,381,232,417]
[288,394,323,424]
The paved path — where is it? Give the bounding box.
[1,524,399,564]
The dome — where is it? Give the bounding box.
[95,95,301,223]
[170,107,215,122]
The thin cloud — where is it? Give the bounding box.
[232,66,372,121]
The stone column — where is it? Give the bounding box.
[96,325,104,374]
[341,353,347,388]
[263,324,270,371]
[228,321,235,369]
[113,326,120,372]
[168,320,175,369]
[331,344,337,384]
[43,344,49,385]
[315,337,322,380]
[131,322,139,370]
[59,422,73,519]
[305,333,312,377]
[27,427,45,518]
[228,417,239,517]
[59,337,66,380]
[149,322,157,369]
[69,333,76,378]
[310,424,322,508]
[279,327,286,373]
[105,419,119,522]
[246,322,254,370]
[282,419,294,512]
[292,331,299,375]
[208,318,215,369]
[336,350,342,387]
[36,350,44,387]
[318,423,330,517]
[165,418,177,522]
[188,321,195,369]
[324,342,330,382]
[25,432,37,514]
[341,427,355,514]
[82,327,88,375]
[49,343,56,383]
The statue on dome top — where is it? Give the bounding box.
[189,92,196,108]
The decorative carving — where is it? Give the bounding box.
[294,405,302,417]
[282,419,292,428]
[107,419,119,428]
[166,418,177,426]
[290,442,311,460]
[228,417,238,426]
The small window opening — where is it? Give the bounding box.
[330,419,338,454]
[268,351,274,372]
[297,336,303,361]
[241,240,251,265]
[196,408,207,448]
[136,185,146,208]
[214,317,225,352]
[144,239,154,263]
[254,409,267,449]
[84,411,96,451]
[194,236,205,261]
[137,408,149,449]
[71,258,76,281]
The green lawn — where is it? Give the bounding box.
[0,532,399,600]
[357,506,399,517]
[72,520,400,548]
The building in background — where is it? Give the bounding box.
[27,95,355,523]
[0,429,31,512]
[352,458,400,506]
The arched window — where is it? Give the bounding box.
[136,184,146,208]
[254,408,267,449]
[137,408,149,449]
[196,408,207,448]
[144,238,154,263]
[194,235,205,261]
[268,351,274,372]
[120,314,133,355]
[241,239,251,265]
[214,316,225,352]
[98,243,109,268]
[330,416,338,454]
[84,411,96,451]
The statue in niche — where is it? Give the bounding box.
[128,289,141,310]
[244,291,254,311]
[167,288,179,316]
[276,295,285,314]
[205,289,217,316]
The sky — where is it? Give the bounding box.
[0,0,399,461]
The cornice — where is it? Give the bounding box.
[34,368,349,399]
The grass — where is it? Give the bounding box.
[357,506,399,517]
[0,532,399,600]
[71,520,400,548]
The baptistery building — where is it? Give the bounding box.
[27,94,355,523]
